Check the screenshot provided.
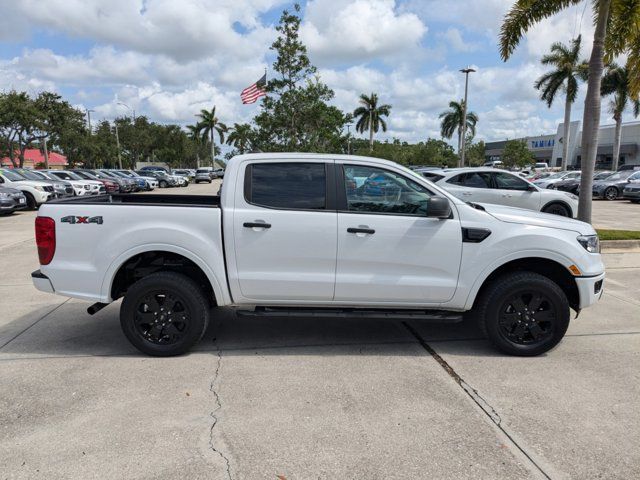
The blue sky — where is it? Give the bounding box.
[1,0,622,146]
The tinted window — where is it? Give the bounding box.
[493,172,530,191]
[448,172,492,188]
[249,163,326,210]
[343,165,432,215]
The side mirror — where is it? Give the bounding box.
[527,184,537,192]
[427,196,452,219]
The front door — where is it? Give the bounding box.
[444,171,497,204]
[231,161,338,302]
[334,164,462,304]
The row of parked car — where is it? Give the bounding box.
[528,168,640,202]
[0,165,225,215]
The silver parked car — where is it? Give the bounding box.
[195,168,213,183]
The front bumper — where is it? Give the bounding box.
[575,272,605,309]
[32,270,55,294]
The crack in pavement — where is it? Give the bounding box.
[209,337,233,480]
[402,321,552,480]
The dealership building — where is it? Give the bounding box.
[485,120,640,169]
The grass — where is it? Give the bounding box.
[596,229,640,241]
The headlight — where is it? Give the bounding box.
[0,192,8,198]
[577,235,600,253]
[73,183,83,188]
[564,192,578,200]
[34,186,44,191]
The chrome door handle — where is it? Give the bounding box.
[461,192,473,196]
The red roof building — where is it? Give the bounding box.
[1,149,68,169]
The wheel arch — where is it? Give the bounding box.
[102,245,228,306]
[467,256,580,312]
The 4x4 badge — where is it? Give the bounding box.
[61,215,103,225]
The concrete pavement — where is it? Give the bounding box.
[1,184,639,479]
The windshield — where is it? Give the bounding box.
[545,172,565,179]
[17,170,46,181]
[606,171,633,181]
[54,171,83,181]
[0,169,27,181]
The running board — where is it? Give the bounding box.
[236,307,464,323]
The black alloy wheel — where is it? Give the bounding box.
[120,272,210,356]
[498,292,555,346]
[474,272,570,356]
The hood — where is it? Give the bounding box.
[478,203,594,235]
[0,186,23,195]
[13,179,52,188]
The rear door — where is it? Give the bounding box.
[230,160,338,302]
[444,171,496,204]
[491,171,541,210]
[334,163,462,304]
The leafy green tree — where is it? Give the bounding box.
[601,62,640,171]
[196,106,227,167]
[353,93,391,151]
[0,91,40,167]
[500,0,640,223]
[465,140,486,167]
[352,137,457,167]
[535,35,587,171]
[253,4,348,152]
[226,123,254,154]
[439,100,478,163]
[501,140,533,169]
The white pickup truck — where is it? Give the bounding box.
[32,154,605,357]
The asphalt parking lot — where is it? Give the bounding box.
[1,184,639,479]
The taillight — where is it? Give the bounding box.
[35,216,56,265]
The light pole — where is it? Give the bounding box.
[118,102,136,168]
[114,118,123,170]
[459,67,476,167]
[85,109,95,134]
[346,121,353,154]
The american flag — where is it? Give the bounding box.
[241,73,267,104]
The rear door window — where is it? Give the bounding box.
[246,163,326,210]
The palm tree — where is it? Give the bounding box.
[439,100,478,165]
[535,35,588,171]
[601,62,640,171]
[186,124,203,168]
[353,93,391,151]
[196,106,227,167]
[500,0,640,223]
[226,123,254,154]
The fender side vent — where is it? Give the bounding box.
[462,227,491,243]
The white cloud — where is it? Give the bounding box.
[440,28,478,52]
[301,0,426,63]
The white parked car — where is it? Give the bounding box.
[0,168,53,209]
[533,171,581,189]
[32,153,604,357]
[44,170,104,195]
[421,168,579,217]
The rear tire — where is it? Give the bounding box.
[473,272,570,356]
[542,202,571,217]
[159,180,167,188]
[120,272,210,356]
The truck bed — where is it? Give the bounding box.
[50,193,220,207]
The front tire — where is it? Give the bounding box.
[474,272,570,356]
[120,272,210,356]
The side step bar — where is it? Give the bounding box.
[236,306,464,323]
